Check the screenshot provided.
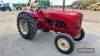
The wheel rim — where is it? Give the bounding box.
[19,19,29,35]
[57,38,70,51]
[74,33,81,39]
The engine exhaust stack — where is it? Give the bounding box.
[63,0,65,11]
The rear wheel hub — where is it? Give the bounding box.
[19,19,29,35]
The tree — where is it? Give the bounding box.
[71,1,83,9]
[84,0,96,6]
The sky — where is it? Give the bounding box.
[0,0,75,5]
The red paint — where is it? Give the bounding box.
[19,9,83,37]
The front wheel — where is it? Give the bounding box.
[73,28,85,41]
[55,34,75,54]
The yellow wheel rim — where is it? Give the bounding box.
[57,38,70,51]
[19,19,29,35]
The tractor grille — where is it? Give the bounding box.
[45,19,53,26]
[55,21,68,29]
[45,18,68,29]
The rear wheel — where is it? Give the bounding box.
[73,28,85,41]
[55,34,75,54]
[17,13,37,40]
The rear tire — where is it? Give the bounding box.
[55,34,75,54]
[17,13,37,40]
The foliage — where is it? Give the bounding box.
[71,0,97,9]
[71,1,83,9]
[84,0,96,6]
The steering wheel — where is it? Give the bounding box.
[30,3,40,12]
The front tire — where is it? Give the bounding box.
[73,28,85,41]
[17,13,37,40]
[55,34,75,54]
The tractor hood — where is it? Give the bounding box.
[45,10,83,21]
[47,10,82,17]
[45,10,83,31]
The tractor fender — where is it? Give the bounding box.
[18,11,38,19]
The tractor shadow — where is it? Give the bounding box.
[0,31,100,56]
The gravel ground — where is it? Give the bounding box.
[0,10,100,56]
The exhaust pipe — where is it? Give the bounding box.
[63,0,65,11]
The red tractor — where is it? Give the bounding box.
[17,0,85,54]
